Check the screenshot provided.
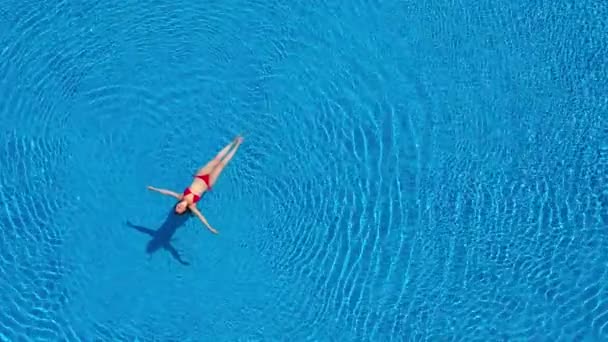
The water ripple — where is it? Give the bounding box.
[0,133,73,341]
[252,0,607,340]
[1,0,607,340]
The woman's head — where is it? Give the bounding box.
[175,199,188,214]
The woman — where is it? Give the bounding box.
[147,135,243,234]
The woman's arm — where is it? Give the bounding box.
[188,205,219,234]
[147,186,181,199]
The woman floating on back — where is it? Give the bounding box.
[147,135,244,234]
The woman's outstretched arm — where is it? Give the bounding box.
[147,186,181,199]
[189,205,219,234]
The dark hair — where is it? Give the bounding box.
[174,200,191,215]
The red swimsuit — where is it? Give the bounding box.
[183,174,212,203]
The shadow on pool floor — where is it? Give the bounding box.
[126,210,191,266]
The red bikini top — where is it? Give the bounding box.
[183,188,201,203]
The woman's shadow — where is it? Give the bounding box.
[126,210,192,266]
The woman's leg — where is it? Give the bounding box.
[196,138,237,175]
[208,136,243,185]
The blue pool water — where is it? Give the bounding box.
[1,0,607,340]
